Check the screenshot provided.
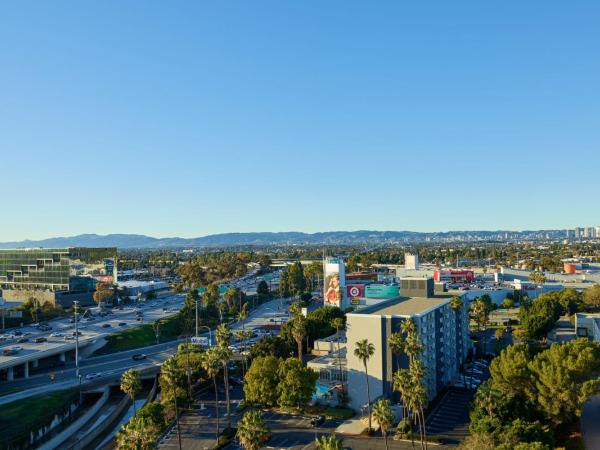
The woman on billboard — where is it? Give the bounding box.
[325,272,342,306]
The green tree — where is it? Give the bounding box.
[160,357,183,448]
[527,339,600,426]
[120,369,142,415]
[584,284,600,309]
[236,410,270,450]
[256,280,270,302]
[558,288,583,314]
[528,272,546,284]
[354,339,375,432]
[501,298,514,309]
[277,357,318,408]
[372,399,394,450]
[93,282,114,305]
[388,332,404,369]
[249,335,292,359]
[513,442,550,450]
[244,355,281,407]
[315,433,343,450]
[489,344,532,399]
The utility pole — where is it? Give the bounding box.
[195,297,199,338]
[74,301,80,379]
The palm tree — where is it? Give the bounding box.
[237,302,248,331]
[388,332,404,369]
[354,338,375,432]
[372,399,394,450]
[203,347,223,443]
[236,410,270,450]
[161,357,182,450]
[315,433,343,450]
[289,301,302,318]
[393,369,414,449]
[120,369,141,415]
[216,324,233,428]
[449,295,463,312]
[409,360,428,450]
[292,315,307,363]
[331,317,346,392]
[116,416,158,449]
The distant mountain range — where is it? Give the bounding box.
[0,230,569,249]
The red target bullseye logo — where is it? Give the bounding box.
[349,286,361,297]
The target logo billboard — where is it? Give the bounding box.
[346,285,365,298]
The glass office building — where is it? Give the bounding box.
[0,247,117,293]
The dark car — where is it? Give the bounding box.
[118,322,127,327]
[14,331,23,336]
[101,323,112,328]
[38,324,52,331]
[310,416,325,427]
[72,331,83,336]
[34,337,47,343]
[132,353,146,361]
[17,337,29,343]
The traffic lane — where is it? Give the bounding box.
[0,298,184,364]
[1,294,184,343]
[0,341,179,392]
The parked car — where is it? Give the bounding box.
[310,416,325,427]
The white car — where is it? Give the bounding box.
[50,332,64,338]
[85,372,102,380]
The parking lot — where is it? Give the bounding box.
[426,388,474,444]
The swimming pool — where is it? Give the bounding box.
[313,381,332,400]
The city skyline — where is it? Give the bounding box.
[2,1,600,240]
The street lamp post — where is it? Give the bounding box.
[196,325,213,347]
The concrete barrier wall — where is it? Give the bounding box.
[38,386,110,450]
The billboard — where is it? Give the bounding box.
[365,284,399,299]
[324,258,345,308]
[346,285,365,299]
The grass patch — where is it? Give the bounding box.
[276,404,355,420]
[94,314,182,355]
[0,388,78,443]
[323,406,355,419]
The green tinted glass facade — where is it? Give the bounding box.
[0,247,117,292]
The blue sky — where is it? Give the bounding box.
[1,1,599,240]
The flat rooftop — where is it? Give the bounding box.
[352,294,453,317]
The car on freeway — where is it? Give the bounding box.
[13,330,23,336]
[72,331,83,336]
[85,372,102,380]
[50,332,64,337]
[33,337,47,343]
[85,317,95,322]
[3,346,23,355]
[118,322,127,326]
[132,353,146,360]
[64,335,75,341]
[38,324,52,331]
[101,323,112,328]
[17,337,29,343]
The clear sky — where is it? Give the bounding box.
[1,1,599,241]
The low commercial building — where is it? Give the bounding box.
[117,280,168,297]
[0,247,117,307]
[575,313,600,343]
[345,279,469,412]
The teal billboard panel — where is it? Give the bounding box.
[365,284,399,299]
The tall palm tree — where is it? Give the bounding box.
[315,433,343,450]
[393,369,414,449]
[330,317,346,391]
[236,410,270,450]
[292,315,307,363]
[203,347,223,444]
[354,339,375,432]
[388,332,404,369]
[161,357,182,450]
[409,360,428,450]
[216,324,233,428]
[372,399,394,450]
[120,369,141,415]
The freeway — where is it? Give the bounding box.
[0,294,186,375]
[0,297,290,405]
